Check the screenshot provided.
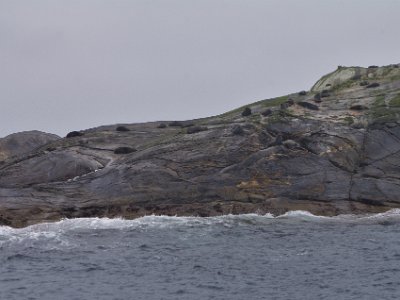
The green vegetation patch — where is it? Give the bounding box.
[381,67,394,78]
[218,95,289,119]
[389,93,400,107]
[330,79,355,93]
[374,94,385,106]
[266,110,298,124]
[369,93,400,123]
[262,96,289,108]
[343,116,354,125]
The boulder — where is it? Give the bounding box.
[0,131,59,161]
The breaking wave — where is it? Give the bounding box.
[1,209,400,237]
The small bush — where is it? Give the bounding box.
[352,121,367,129]
[231,125,244,135]
[261,109,272,116]
[389,94,400,107]
[66,131,84,138]
[182,122,195,128]
[241,107,252,116]
[314,93,322,103]
[280,103,289,110]
[114,147,137,154]
[321,90,330,98]
[186,126,208,134]
[366,83,380,88]
[298,91,307,96]
[287,98,294,106]
[359,81,369,86]
[157,123,167,128]
[343,116,354,125]
[350,104,368,111]
[168,121,184,127]
[297,101,319,111]
[368,65,379,69]
[116,126,130,132]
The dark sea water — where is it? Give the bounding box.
[1,210,400,300]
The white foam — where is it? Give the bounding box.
[277,210,331,219]
[1,209,400,240]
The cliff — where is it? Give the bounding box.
[2,64,400,227]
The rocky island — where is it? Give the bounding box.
[2,64,400,227]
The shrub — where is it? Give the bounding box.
[186,126,208,134]
[231,125,244,135]
[280,103,289,110]
[66,131,84,138]
[359,81,369,86]
[157,123,167,128]
[297,101,319,111]
[182,122,195,128]
[298,91,307,96]
[350,104,368,111]
[168,121,183,127]
[261,109,272,116]
[116,126,130,132]
[280,99,294,109]
[314,93,322,103]
[241,107,252,116]
[114,147,137,154]
[352,121,367,129]
[321,90,330,98]
[368,65,379,69]
[366,83,380,88]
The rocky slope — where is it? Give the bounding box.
[2,64,400,227]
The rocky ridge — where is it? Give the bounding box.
[2,64,400,227]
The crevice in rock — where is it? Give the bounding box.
[349,127,369,202]
[327,159,352,173]
[383,127,400,142]
[79,145,115,152]
[368,147,400,165]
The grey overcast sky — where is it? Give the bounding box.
[1,0,399,137]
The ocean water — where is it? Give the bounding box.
[1,211,400,300]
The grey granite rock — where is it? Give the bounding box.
[2,64,400,227]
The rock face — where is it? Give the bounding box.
[2,64,400,227]
[0,131,60,162]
